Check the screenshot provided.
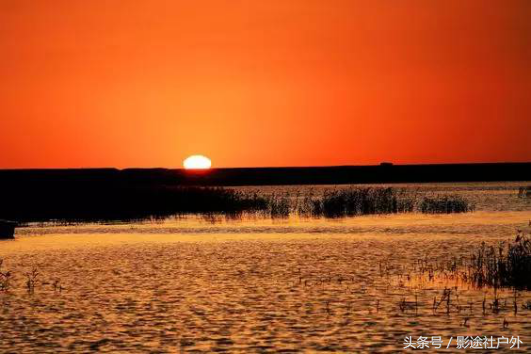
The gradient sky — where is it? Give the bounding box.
[1,0,530,168]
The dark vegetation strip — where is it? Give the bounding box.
[0,185,473,223]
[419,196,472,214]
[0,186,268,223]
[469,231,531,290]
[296,188,416,218]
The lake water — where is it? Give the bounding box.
[1,182,530,353]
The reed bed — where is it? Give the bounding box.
[1,186,270,223]
[267,195,291,218]
[401,226,531,291]
[469,232,531,290]
[1,185,473,223]
[0,259,11,291]
[419,196,473,213]
[297,187,415,218]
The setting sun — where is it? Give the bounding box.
[183,155,212,170]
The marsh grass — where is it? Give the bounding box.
[2,186,270,223]
[298,187,415,218]
[382,230,531,324]
[388,225,531,323]
[25,266,39,294]
[297,188,472,217]
[518,186,531,198]
[267,194,291,218]
[0,259,12,291]
[433,288,454,315]
[419,196,473,213]
[469,232,531,290]
[1,184,473,223]
[0,260,66,294]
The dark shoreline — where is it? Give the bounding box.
[1,162,529,187]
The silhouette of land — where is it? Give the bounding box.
[0,163,529,223]
[1,162,529,186]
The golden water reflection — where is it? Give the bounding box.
[0,210,530,352]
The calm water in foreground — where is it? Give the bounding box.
[1,182,530,353]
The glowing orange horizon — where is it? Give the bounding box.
[0,1,530,169]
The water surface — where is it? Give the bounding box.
[1,182,530,352]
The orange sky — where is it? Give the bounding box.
[1,0,530,168]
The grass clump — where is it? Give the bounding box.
[419,196,473,214]
[298,195,325,217]
[268,195,291,218]
[0,259,12,291]
[25,266,39,294]
[518,186,531,198]
[470,232,531,290]
[298,187,415,218]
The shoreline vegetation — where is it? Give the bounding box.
[469,230,531,290]
[518,186,531,198]
[0,185,474,224]
[398,230,531,291]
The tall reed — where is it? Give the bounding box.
[298,187,415,218]
[0,259,11,291]
[469,232,531,290]
[268,194,291,218]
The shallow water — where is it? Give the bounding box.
[1,182,530,353]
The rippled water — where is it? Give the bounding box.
[1,182,530,353]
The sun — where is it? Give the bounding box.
[183,155,212,170]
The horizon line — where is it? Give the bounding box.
[1,161,530,171]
